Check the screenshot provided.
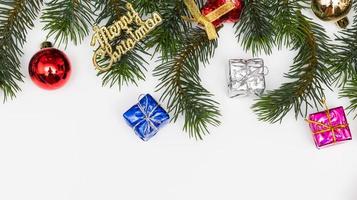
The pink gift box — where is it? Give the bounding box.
[308,106,352,149]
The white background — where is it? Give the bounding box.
[1,7,357,200]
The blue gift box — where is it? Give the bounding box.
[123,94,170,141]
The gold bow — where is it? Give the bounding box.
[306,99,348,143]
[183,0,235,40]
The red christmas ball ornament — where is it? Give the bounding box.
[201,0,244,27]
[29,42,71,90]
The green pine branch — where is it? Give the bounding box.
[154,28,220,139]
[96,43,148,89]
[95,0,122,25]
[131,0,163,14]
[136,0,206,59]
[0,0,43,101]
[144,0,191,60]
[252,5,333,123]
[94,0,147,89]
[331,2,357,86]
[41,0,94,46]
[340,77,357,116]
[334,2,357,115]
[270,0,307,48]
[234,0,275,56]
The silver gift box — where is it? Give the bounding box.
[228,58,267,97]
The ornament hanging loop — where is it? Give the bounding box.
[263,66,269,76]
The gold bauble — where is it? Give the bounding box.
[311,0,353,28]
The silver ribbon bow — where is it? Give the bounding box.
[235,66,264,89]
[132,95,161,134]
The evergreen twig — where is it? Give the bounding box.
[252,2,333,123]
[144,0,191,60]
[234,0,275,56]
[331,2,357,86]
[340,77,357,116]
[41,0,94,46]
[334,2,357,115]
[0,0,43,101]
[154,28,220,139]
[131,0,163,14]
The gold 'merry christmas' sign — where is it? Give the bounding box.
[90,3,163,71]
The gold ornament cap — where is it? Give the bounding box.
[337,17,349,29]
[40,41,53,49]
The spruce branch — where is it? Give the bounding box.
[330,2,357,87]
[234,0,275,56]
[145,0,191,60]
[95,0,122,25]
[131,0,163,14]
[0,0,43,100]
[134,0,196,59]
[333,3,357,115]
[93,0,147,89]
[340,77,357,116]
[154,28,220,139]
[41,0,94,46]
[96,43,148,89]
[253,8,333,123]
[270,0,306,48]
[137,0,206,59]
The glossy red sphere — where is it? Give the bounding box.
[29,47,71,90]
[201,0,244,27]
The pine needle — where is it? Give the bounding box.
[0,0,43,101]
[154,28,221,139]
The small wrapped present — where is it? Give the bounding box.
[307,104,352,149]
[123,94,170,141]
[228,58,267,97]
